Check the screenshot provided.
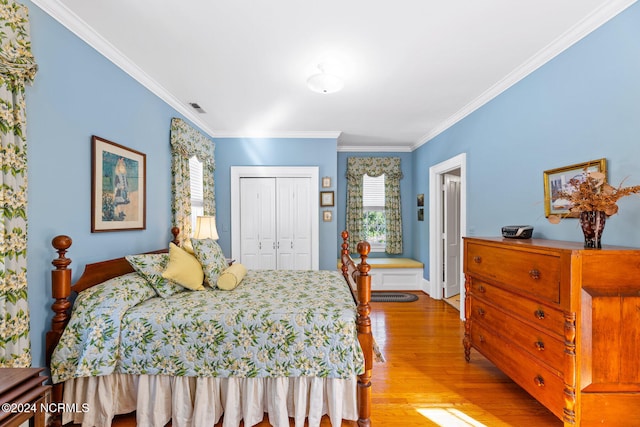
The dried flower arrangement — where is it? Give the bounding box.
[548,170,640,224]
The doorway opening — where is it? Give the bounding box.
[429,153,467,320]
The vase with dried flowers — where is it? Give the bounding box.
[548,170,640,248]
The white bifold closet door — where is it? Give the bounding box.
[239,177,312,270]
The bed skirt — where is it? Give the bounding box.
[61,374,358,427]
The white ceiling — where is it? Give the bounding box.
[34,0,636,151]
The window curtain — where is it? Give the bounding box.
[169,118,215,244]
[346,157,403,254]
[0,1,38,367]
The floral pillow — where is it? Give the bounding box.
[125,253,186,298]
[191,238,228,287]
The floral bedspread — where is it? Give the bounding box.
[51,270,364,383]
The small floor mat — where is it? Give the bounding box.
[371,292,419,302]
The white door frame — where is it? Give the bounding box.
[231,166,319,270]
[429,153,467,320]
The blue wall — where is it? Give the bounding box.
[214,137,338,270]
[337,152,414,258]
[25,2,195,367]
[413,2,640,278]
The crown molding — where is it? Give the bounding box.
[337,144,413,153]
[412,0,638,151]
[212,130,341,139]
[31,0,217,139]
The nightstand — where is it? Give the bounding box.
[0,368,50,427]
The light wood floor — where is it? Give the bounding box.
[107,293,561,426]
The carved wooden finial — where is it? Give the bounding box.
[51,235,72,270]
[356,241,371,275]
[171,227,180,245]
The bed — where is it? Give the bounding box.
[45,229,373,427]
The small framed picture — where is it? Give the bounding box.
[320,191,334,207]
[417,193,424,207]
[92,135,146,232]
[322,176,331,188]
[418,208,424,221]
[323,210,333,222]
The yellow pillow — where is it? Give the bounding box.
[162,243,205,291]
[216,263,247,291]
[182,240,195,254]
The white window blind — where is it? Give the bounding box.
[189,156,204,228]
[363,174,385,211]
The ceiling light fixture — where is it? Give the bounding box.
[307,63,344,94]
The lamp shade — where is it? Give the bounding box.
[194,216,219,240]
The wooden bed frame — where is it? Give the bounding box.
[46,229,373,427]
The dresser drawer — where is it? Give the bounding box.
[469,278,565,337]
[466,242,561,304]
[470,322,565,420]
[469,298,564,374]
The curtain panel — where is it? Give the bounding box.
[169,118,215,244]
[346,157,403,254]
[0,0,37,367]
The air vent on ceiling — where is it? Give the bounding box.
[189,102,206,114]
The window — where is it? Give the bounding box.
[362,174,386,251]
[189,155,204,230]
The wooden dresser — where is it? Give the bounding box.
[463,237,640,426]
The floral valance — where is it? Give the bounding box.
[0,1,37,85]
[346,157,403,180]
[170,118,215,167]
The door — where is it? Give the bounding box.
[240,178,277,269]
[443,174,461,298]
[239,176,312,270]
[231,166,319,270]
[276,177,312,270]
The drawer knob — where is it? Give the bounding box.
[477,285,486,293]
[477,308,486,317]
[534,375,545,387]
[534,341,545,351]
[478,335,485,343]
[534,309,546,320]
[473,256,482,264]
[529,269,541,280]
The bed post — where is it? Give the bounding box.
[46,235,73,427]
[356,240,372,427]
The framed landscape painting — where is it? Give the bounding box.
[543,158,606,218]
[91,135,146,232]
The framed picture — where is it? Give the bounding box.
[323,210,333,222]
[418,208,424,221]
[92,135,146,232]
[417,193,424,207]
[320,191,334,207]
[543,158,606,218]
[322,176,331,188]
